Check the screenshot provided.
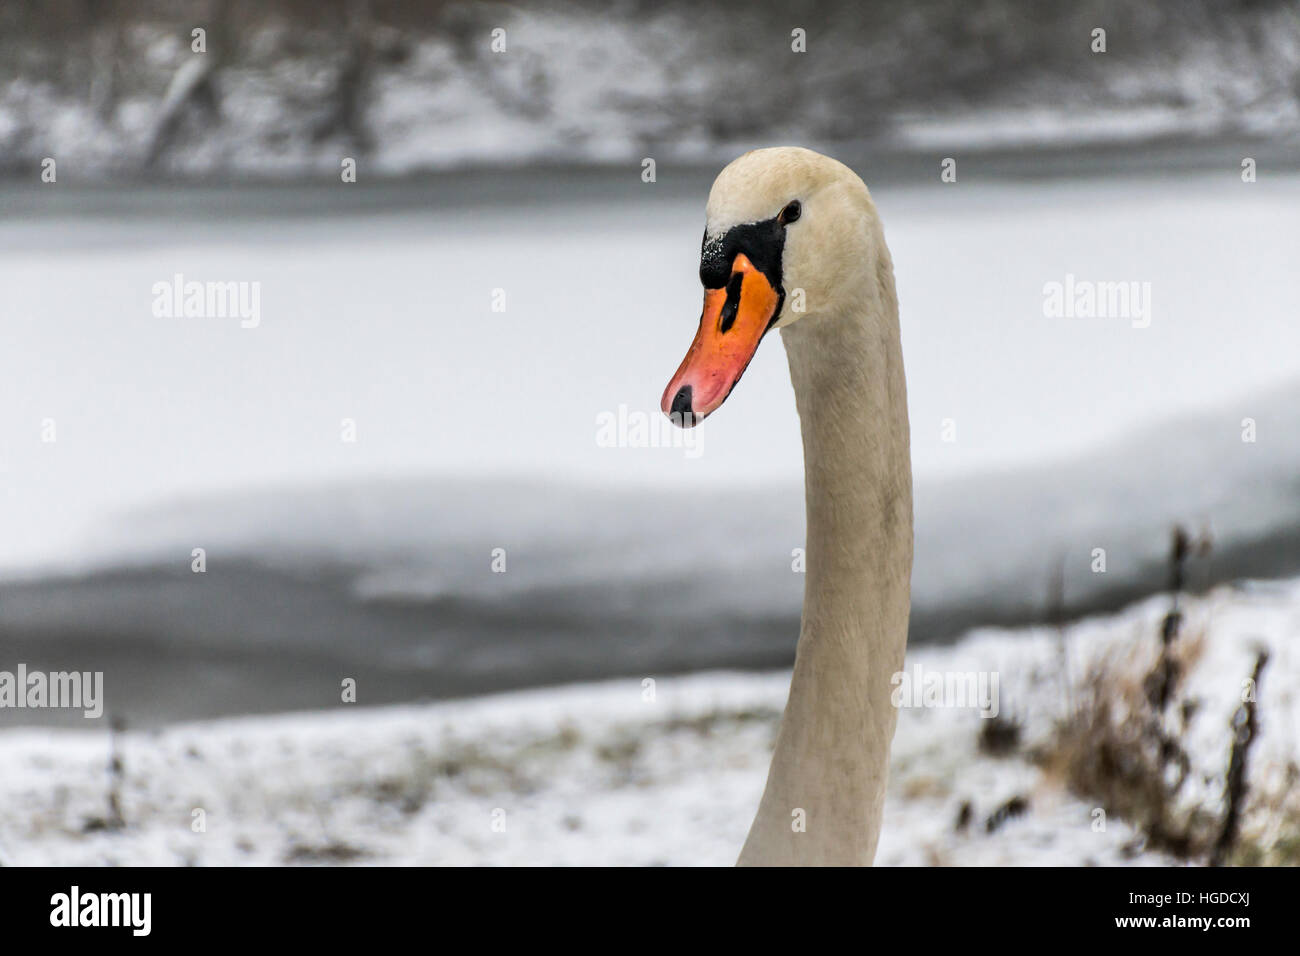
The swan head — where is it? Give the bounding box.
[661,146,881,426]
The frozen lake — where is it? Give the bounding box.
[2,164,1299,724]
[2,166,1299,572]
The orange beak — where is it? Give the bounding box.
[661,253,782,427]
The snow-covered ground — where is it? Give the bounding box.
[2,577,1295,866]
[5,2,1300,179]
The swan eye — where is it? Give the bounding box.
[779,200,801,224]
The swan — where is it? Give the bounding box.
[661,147,912,866]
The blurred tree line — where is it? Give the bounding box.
[0,0,1295,178]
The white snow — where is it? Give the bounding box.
[3,577,1295,866]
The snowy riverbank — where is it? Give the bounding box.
[5,166,1300,725]
[5,1,1300,180]
[2,576,1295,866]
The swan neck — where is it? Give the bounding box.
[738,290,912,866]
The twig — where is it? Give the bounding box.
[1047,553,1071,721]
[1210,649,1269,866]
[107,715,127,830]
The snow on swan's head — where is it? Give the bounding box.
[661,146,886,426]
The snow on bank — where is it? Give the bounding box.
[6,2,1300,180]
[1,579,1296,866]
